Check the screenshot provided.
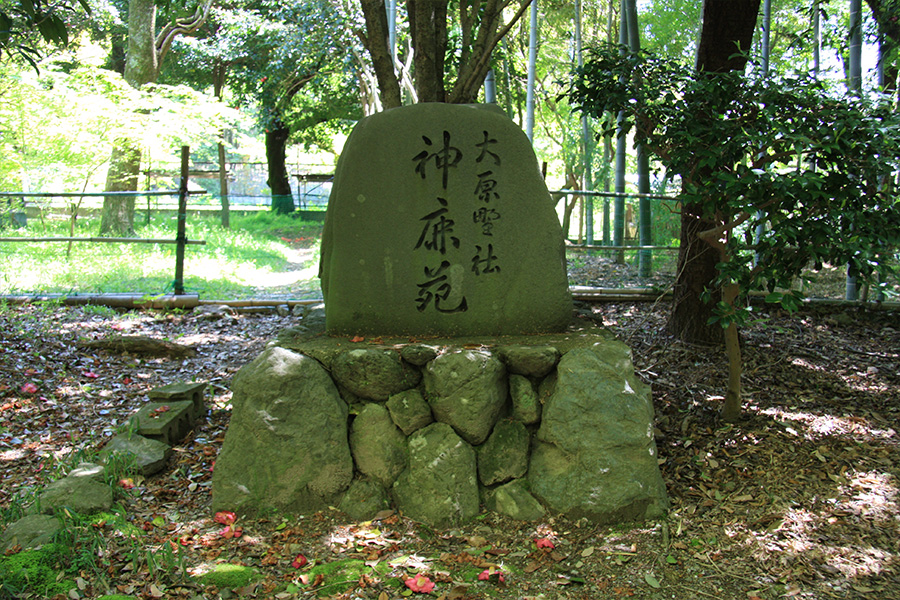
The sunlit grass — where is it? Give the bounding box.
[0,212,323,299]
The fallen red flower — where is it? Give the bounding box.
[220,525,243,539]
[478,568,505,582]
[214,511,237,526]
[404,574,435,593]
[535,537,555,549]
[291,553,308,568]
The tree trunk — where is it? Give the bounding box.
[409,0,449,102]
[359,0,403,109]
[266,119,294,215]
[720,282,743,422]
[100,140,141,236]
[668,201,723,344]
[100,0,158,236]
[100,0,211,235]
[666,0,760,342]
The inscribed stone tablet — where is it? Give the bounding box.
[319,103,572,336]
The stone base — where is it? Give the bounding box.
[212,320,668,527]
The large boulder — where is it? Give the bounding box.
[422,349,507,445]
[212,347,353,514]
[319,103,571,336]
[392,423,479,527]
[528,344,668,523]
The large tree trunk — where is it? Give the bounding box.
[100,140,141,235]
[266,119,294,215]
[409,0,449,102]
[100,0,158,236]
[100,0,210,235]
[359,0,532,108]
[666,0,760,344]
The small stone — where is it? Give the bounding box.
[497,345,560,378]
[400,344,439,366]
[386,389,434,435]
[101,434,172,476]
[510,374,541,424]
[484,479,545,521]
[331,348,421,401]
[0,514,61,552]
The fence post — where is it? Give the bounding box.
[174,146,189,295]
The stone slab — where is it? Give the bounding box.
[148,381,206,416]
[134,400,195,445]
[319,103,572,337]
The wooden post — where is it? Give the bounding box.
[174,146,189,295]
[218,142,230,228]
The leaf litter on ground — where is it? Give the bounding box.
[0,291,898,599]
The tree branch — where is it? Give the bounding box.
[156,0,212,65]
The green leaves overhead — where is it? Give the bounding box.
[0,0,91,68]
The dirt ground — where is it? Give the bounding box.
[0,261,898,599]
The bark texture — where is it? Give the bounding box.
[100,0,211,235]
[266,120,294,215]
[359,0,532,108]
[667,0,760,345]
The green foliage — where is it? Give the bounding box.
[0,54,244,192]
[0,0,90,69]
[568,45,900,324]
[162,0,360,153]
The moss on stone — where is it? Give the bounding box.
[305,558,391,597]
[0,543,76,597]
[199,563,261,588]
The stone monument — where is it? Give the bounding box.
[212,104,668,527]
[318,103,572,336]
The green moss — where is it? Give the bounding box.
[0,543,76,597]
[199,563,261,589]
[304,558,392,597]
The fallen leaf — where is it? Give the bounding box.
[644,572,661,588]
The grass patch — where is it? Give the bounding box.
[0,212,323,299]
